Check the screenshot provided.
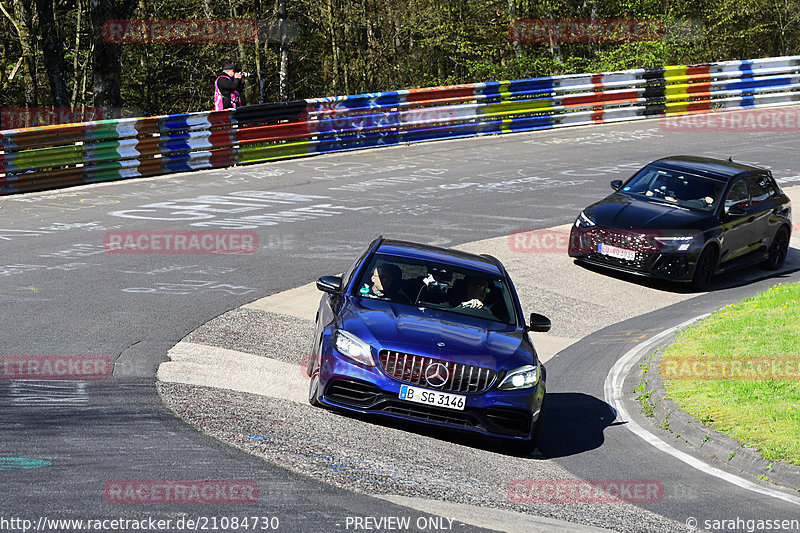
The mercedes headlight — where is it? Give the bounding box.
[498,365,540,390]
[574,211,596,229]
[334,330,375,366]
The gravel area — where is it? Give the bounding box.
[154,213,800,532]
[512,284,609,339]
[158,229,707,533]
[158,381,687,533]
[455,234,694,340]
[185,308,315,365]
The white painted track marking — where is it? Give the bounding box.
[604,314,800,506]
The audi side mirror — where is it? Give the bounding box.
[610,180,623,191]
[726,205,747,218]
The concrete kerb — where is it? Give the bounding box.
[158,228,699,533]
[630,184,800,491]
[375,495,617,533]
[158,185,800,522]
[637,334,800,490]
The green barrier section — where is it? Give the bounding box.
[2,55,799,195]
[236,141,313,163]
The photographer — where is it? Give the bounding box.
[213,63,250,110]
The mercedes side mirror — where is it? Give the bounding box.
[527,313,551,333]
[316,276,342,294]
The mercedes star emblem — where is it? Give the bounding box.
[424,363,450,388]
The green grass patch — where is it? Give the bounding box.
[638,390,654,417]
[660,281,800,465]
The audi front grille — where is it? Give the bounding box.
[587,228,657,252]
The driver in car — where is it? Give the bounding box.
[458,276,491,309]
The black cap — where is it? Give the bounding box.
[222,63,236,71]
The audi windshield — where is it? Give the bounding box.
[620,165,726,212]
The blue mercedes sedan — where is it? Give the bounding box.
[306,237,551,454]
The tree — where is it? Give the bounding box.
[34,0,70,108]
[90,0,137,118]
[1,0,38,109]
[1,0,798,119]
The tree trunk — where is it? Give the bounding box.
[80,43,91,114]
[228,0,250,106]
[545,11,562,64]
[277,0,289,101]
[508,0,523,59]
[253,0,265,104]
[137,0,150,115]
[90,0,136,119]
[2,0,39,109]
[34,0,70,108]
[0,41,7,93]
[200,0,212,18]
[327,0,342,94]
[70,0,82,108]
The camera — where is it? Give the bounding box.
[239,72,253,78]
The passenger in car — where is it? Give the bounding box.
[368,263,411,304]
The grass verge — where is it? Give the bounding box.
[660,281,800,465]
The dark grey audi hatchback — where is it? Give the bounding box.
[569,156,792,290]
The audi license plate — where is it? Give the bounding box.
[398,384,465,411]
[598,243,636,261]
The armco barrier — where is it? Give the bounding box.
[2,55,800,195]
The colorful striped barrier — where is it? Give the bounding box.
[2,55,800,195]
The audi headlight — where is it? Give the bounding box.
[334,330,375,366]
[653,235,695,251]
[498,365,540,390]
[574,211,596,229]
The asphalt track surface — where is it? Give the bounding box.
[2,114,800,532]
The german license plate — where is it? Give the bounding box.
[398,384,465,411]
[598,243,636,261]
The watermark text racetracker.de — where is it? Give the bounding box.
[103,19,258,43]
[1,355,112,380]
[1,107,103,129]
[661,356,800,380]
[508,228,573,254]
[104,480,258,504]
[509,227,704,255]
[509,479,664,503]
[509,18,663,43]
[0,515,280,532]
[104,230,258,254]
[661,109,800,132]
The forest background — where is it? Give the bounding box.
[2,0,799,125]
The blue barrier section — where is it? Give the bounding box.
[2,55,800,194]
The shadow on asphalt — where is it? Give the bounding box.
[572,246,800,294]
[322,404,509,454]
[537,392,621,459]
[320,391,619,460]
